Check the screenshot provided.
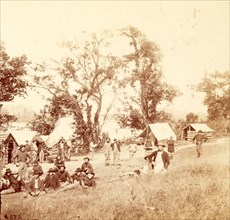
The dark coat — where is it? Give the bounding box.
[111,142,121,152]
[44,173,60,190]
[81,162,93,173]
[144,150,170,169]
[27,177,45,192]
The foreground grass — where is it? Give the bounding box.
[1,138,229,220]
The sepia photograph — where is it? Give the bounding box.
[0,1,229,220]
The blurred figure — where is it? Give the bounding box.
[111,139,121,165]
[26,171,46,197]
[193,130,208,158]
[27,160,44,180]
[44,168,60,191]
[89,141,97,160]
[82,172,96,188]
[56,165,72,188]
[167,136,175,159]
[103,138,111,166]
[2,168,27,194]
[128,141,138,160]
[81,157,94,174]
[31,140,38,163]
[64,143,71,161]
[54,155,65,171]
[13,145,31,180]
[0,140,6,169]
[144,144,170,174]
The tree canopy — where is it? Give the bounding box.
[197,71,230,121]
[0,44,28,129]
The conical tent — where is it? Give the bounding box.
[46,116,75,148]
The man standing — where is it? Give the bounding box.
[0,140,6,174]
[167,136,175,159]
[13,145,31,180]
[144,144,170,174]
[103,138,111,166]
[111,139,121,165]
[193,130,208,158]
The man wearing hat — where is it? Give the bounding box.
[82,171,96,188]
[111,138,121,165]
[56,164,72,188]
[26,170,46,196]
[58,168,84,192]
[103,137,112,166]
[81,157,94,174]
[193,130,208,158]
[27,160,44,180]
[44,168,60,191]
[1,168,27,194]
[144,143,170,174]
[13,145,31,180]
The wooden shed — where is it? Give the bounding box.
[182,123,214,141]
[3,130,37,163]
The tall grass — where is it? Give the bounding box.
[1,139,229,220]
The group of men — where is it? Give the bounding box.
[0,130,208,196]
[103,138,122,166]
[0,156,95,197]
[143,130,207,173]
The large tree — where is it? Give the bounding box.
[118,26,179,128]
[0,43,28,129]
[31,32,122,149]
[197,71,230,120]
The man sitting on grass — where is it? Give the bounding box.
[81,157,94,174]
[26,171,46,197]
[56,164,72,188]
[1,168,27,194]
[54,155,65,170]
[144,143,170,174]
[44,168,60,191]
[82,171,96,188]
[58,168,84,192]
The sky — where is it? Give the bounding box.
[1,1,229,120]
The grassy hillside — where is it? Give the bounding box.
[1,138,229,220]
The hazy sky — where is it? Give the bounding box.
[1,1,229,119]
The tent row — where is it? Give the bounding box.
[0,118,214,164]
[138,123,214,146]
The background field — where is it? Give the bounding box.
[1,137,229,220]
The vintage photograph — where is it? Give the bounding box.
[0,1,229,220]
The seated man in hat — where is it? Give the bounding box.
[54,155,65,171]
[82,171,96,188]
[44,168,60,191]
[56,165,72,188]
[58,168,83,192]
[26,171,46,196]
[144,143,170,174]
[2,168,27,194]
[27,160,44,180]
[81,157,94,175]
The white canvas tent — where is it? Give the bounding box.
[46,116,75,148]
[138,123,176,146]
[10,130,38,145]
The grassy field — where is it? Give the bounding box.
[1,137,229,220]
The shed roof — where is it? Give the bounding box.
[183,124,214,132]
